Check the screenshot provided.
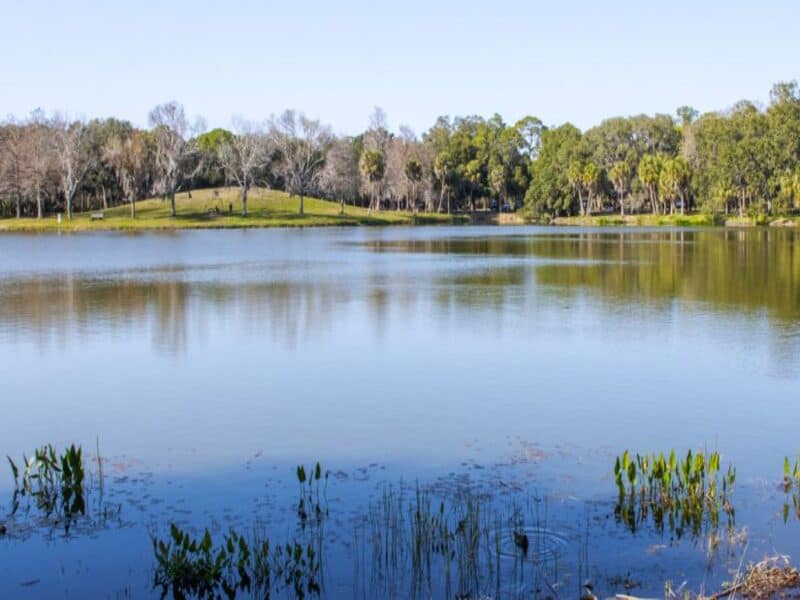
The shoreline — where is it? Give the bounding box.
[3,213,797,233]
[550,214,800,228]
[0,185,797,234]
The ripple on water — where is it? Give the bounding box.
[497,527,570,561]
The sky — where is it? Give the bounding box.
[1,0,799,136]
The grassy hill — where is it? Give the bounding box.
[0,188,467,232]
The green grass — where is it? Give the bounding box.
[554,213,720,227]
[553,212,800,228]
[0,187,468,232]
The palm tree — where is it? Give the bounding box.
[404,158,423,212]
[609,161,631,216]
[359,149,385,214]
[567,161,585,216]
[581,162,601,215]
[659,157,691,214]
[638,154,663,214]
[433,153,453,213]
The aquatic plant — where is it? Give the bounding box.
[782,456,800,522]
[7,444,86,530]
[153,524,320,598]
[358,481,569,599]
[296,462,328,526]
[272,542,321,599]
[613,449,736,538]
[152,524,271,600]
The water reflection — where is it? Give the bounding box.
[0,229,798,360]
[366,229,800,321]
[0,274,352,354]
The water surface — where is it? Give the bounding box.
[0,226,798,597]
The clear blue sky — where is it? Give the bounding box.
[2,0,798,135]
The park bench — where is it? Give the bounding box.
[90,212,104,220]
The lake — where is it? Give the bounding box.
[0,226,799,598]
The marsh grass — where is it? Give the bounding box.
[357,481,575,599]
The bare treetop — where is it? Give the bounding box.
[148,101,202,216]
[268,110,333,215]
[218,118,268,216]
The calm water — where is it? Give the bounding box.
[0,226,799,598]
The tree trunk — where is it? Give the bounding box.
[299,193,304,215]
[620,191,625,216]
[170,190,176,217]
[36,185,42,219]
[241,185,248,217]
[15,194,21,219]
[131,195,136,219]
[680,191,685,215]
[102,186,108,210]
[578,190,585,216]
[66,191,73,220]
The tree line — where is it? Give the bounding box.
[1,82,800,220]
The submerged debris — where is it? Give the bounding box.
[738,556,800,599]
[667,556,800,600]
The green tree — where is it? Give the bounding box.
[581,162,601,215]
[524,124,584,216]
[609,161,632,216]
[359,149,385,213]
[659,156,691,214]
[638,154,663,214]
[403,158,423,212]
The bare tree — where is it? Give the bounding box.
[268,110,333,215]
[321,136,360,214]
[104,130,149,218]
[218,118,267,216]
[53,115,94,220]
[148,102,201,217]
[20,110,55,219]
[0,118,26,218]
[386,125,420,210]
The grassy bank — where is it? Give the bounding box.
[0,188,467,232]
[551,213,800,227]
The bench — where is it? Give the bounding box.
[90,212,104,220]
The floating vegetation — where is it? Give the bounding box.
[613,449,736,539]
[152,524,271,600]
